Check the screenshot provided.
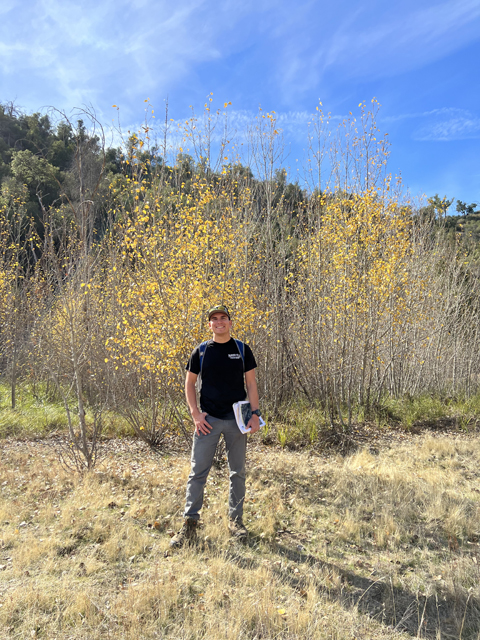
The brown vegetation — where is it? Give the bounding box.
[1,430,480,639]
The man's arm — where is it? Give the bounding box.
[245,368,260,434]
[185,371,212,435]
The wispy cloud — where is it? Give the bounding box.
[382,108,480,141]
[0,0,16,15]
[413,108,480,141]
[273,0,480,99]
[3,0,479,121]
[0,0,276,116]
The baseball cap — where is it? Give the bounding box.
[207,304,231,320]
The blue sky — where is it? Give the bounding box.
[1,0,479,208]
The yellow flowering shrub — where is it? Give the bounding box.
[293,186,423,417]
[107,173,265,425]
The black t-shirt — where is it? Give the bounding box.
[186,338,257,419]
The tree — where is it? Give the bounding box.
[106,170,265,445]
[456,199,478,220]
[0,188,39,408]
[428,194,453,220]
[295,187,415,425]
[33,216,113,471]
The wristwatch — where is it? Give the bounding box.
[251,409,261,417]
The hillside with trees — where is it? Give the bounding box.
[2,98,480,640]
[1,98,480,463]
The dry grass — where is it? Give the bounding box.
[1,433,480,639]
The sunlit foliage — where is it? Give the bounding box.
[2,97,480,456]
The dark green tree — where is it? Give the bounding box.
[456,199,478,220]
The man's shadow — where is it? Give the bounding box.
[223,540,480,639]
[225,458,480,639]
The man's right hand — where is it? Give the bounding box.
[193,411,212,436]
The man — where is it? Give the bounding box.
[170,304,261,547]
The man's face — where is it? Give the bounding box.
[208,312,232,336]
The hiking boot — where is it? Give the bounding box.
[228,517,248,542]
[170,518,198,548]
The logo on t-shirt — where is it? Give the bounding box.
[228,353,242,359]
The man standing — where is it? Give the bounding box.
[170,304,261,547]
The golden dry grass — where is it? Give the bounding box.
[1,433,480,639]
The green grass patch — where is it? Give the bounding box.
[0,382,68,438]
[263,399,329,448]
[381,393,447,429]
[375,390,480,431]
[2,379,480,444]
[0,382,131,439]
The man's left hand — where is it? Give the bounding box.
[247,413,260,434]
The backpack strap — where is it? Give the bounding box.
[234,338,245,371]
[198,340,210,374]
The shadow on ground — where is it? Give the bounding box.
[222,540,479,639]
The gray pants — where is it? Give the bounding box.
[184,415,247,522]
